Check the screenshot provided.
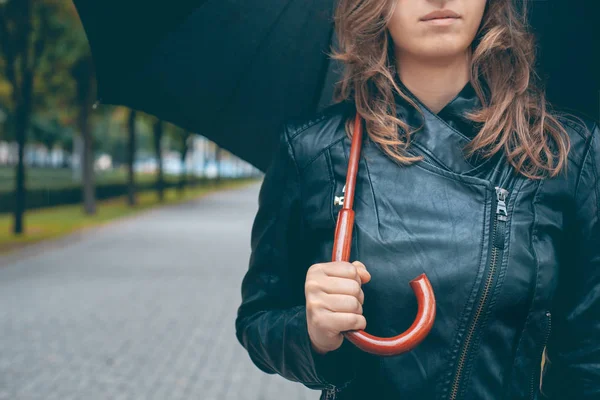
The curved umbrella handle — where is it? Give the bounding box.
[330,112,436,357]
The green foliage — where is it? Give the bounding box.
[0,0,198,153]
[0,0,89,143]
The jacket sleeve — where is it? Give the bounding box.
[234,122,360,391]
[541,123,600,399]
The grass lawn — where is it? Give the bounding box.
[0,178,259,255]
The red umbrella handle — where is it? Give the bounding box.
[331,112,436,356]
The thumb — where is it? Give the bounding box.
[352,260,371,284]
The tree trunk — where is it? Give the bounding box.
[13,98,29,235]
[11,0,34,236]
[127,109,136,206]
[81,114,95,214]
[178,131,190,195]
[203,139,210,182]
[74,56,97,215]
[152,119,164,202]
[215,145,222,185]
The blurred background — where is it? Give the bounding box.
[0,1,316,399]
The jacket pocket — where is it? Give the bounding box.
[529,310,552,400]
[302,151,338,231]
[505,308,553,400]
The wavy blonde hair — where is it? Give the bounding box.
[329,0,577,180]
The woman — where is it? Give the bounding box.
[235,0,599,399]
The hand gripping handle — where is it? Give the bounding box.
[331,112,436,356]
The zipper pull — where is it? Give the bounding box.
[324,386,337,400]
[495,187,509,221]
[493,187,509,249]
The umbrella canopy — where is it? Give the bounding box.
[74,0,338,172]
[528,1,599,123]
[73,0,599,172]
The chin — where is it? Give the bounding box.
[410,41,469,60]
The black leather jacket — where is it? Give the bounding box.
[235,80,600,400]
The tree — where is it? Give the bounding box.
[71,54,96,214]
[0,0,90,232]
[152,118,164,202]
[126,109,136,206]
[0,0,43,234]
[215,145,222,185]
[178,130,192,195]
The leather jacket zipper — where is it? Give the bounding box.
[449,186,509,400]
[529,311,552,399]
[324,386,336,400]
[324,378,353,400]
[324,384,341,400]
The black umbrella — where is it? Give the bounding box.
[73,1,599,172]
[528,1,599,124]
[73,0,340,172]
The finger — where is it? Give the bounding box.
[322,262,360,283]
[352,261,371,284]
[327,312,367,333]
[321,276,363,300]
[322,293,363,315]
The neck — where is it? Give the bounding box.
[394,49,472,114]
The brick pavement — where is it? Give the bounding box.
[0,183,318,400]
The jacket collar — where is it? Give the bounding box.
[393,77,490,175]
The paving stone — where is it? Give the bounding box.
[0,183,318,400]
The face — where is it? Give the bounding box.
[387,0,487,61]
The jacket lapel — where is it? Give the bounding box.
[393,78,493,175]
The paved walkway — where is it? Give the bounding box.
[0,182,317,400]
